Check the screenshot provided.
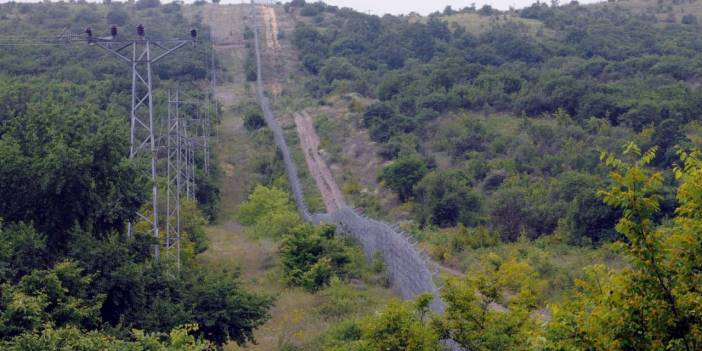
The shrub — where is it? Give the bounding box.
[379,155,428,202]
[243,109,265,131]
[280,224,351,291]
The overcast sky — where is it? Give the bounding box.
[320,0,602,14]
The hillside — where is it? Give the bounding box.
[275,0,702,349]
[2,0,702,351]
[0,1,271,349]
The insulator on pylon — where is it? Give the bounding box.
[137,24,145,38]
[110,25,118,38]
[85,27,92,38]
[190,28,197,39]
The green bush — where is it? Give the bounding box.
[379,155,427,202]
[280,224,351,291]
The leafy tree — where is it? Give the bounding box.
[243,109,266,131]
[415,170,482,227]
[0,261,103,338]
[0,223,47,283]
[135,0,160,10]
[0,95,147,252]
[546,144,702,350]
[1,324,212,350]
[280,224,351,291]
[363,296,441,351]
[380,155,428,202]
[437,258,542,350]
[238,185,301,237]
[182,268,273,346]
[566,191,622,244]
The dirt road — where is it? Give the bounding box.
[294,111,346,213]
[260,6,281,51]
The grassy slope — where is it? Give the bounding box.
[411,11,550,36]
[283,5,640,310]
[190,5,392,350]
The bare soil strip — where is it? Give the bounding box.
[260,6,281,50]
[294,111,346,213]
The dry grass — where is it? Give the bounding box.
[189,5,395,350]
[590,0,702,24]
[410,12,548,36]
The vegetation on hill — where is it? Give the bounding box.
[0,1,271,348]
[285,0,702,349]
[314,144,702,351]
[289,0,701,243]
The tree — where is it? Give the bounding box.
[1,324,212,350]
[0,94,147,254]
[135,0,160,10]
[380,155,428,202]
[182,268,273,346]
[437,258,542,350]
[546,144,702,350]
[279,224,351,291]
[237,185,301,237]
[415,170,482,227]
[682,14,697,25]
[0,223,47,283]
[243,109,265,131]
[363,296,440,351]
[0,261,103,338]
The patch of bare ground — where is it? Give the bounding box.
[294,110,346,213]
[198,5,390,350]
[300,96,401,217]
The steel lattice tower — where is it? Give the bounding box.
[166,90,183,270]
[90,26,194,258]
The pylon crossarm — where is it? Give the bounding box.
[153,40,189,63]
[94,41,133,62]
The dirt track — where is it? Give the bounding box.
[260,6,281,51]
[294,111,346,213]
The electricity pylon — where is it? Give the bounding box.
[166,90,183,270]
[165,89,212,270]
[88,25,196,258]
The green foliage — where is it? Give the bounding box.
[0,3,262,348]
[438,267,542,351]
[1,324,212,350]
[362,297,440,351]
[280,224,351,291]
[415,170,482,228]
[0,83,147,249]
[0,223,47,283]
[379,155,427,202]
[292,2,701,245]
[0,261,103,337]
[182,268,274,346]
[426,225,498,263]
[321,296,441,351]
[544,146,702,350]
[238,185,301,237]
[243,108,266,131]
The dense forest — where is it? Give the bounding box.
[284,0,702,350]
[0,1,272,349]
